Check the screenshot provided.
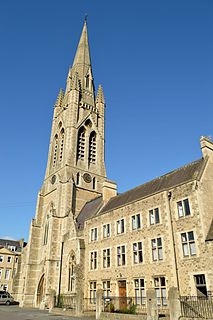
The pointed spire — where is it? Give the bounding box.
[72,20,91,68]
[96,85,105,104]
[54,88,64,108]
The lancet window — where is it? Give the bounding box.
[59,128,65,162]
[43,215,50,245]
[89,131,96,164]
[77,127,86,160]
[52,134,58,167]
[68,255,75,292]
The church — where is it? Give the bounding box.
[13,21,213,310]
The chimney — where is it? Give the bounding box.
[102,179,117,203]
[200,136,213,158]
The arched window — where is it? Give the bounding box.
[89,131,96,164]
[43,215,49,245]
[68,255,75,292]
[77,127,86,160]
[52,134,58,167]
[59,128,65,162]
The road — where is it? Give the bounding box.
[0,305,96,320]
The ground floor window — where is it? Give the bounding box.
[134,278,146,305]
[154,276,167,305]
[103,280,110,300]
[194,274,207,296]
[90,281,96,304]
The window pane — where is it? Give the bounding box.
[183,243,189,256]
[190,242,196,255]
[155,208,160,223]
[177,201,184,217]
[150,211,155,224]
[188,231,194,241]
[183,199,190,215]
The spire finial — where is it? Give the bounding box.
[84,14,88,22]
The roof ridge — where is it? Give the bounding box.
[110,158,203,202]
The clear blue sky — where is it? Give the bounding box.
[0,0,213,241]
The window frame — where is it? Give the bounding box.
[134,278,146,305]
[103,223,111,238]
[103,248,111,269]
[151,237,163,261]
[149,208,160,225]
[133,241,143,264]
[116,219,125,235]
[131,214,141,230]
[181,231,196,257]
[117,245,126,266]
[90,227,98,242]
[90,251,98,270]
[177,198,191,218]
[154,276,167,306]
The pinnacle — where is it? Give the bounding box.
[96,85,105,104]
[54,88,64,108]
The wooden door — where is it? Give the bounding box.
[118,281,127,310]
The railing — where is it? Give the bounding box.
[180,295,213,319]
[103,296,149,315]
[55,294,76,309]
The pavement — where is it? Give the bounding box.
[0,305,96,320]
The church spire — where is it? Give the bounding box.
[72,19,91,69]
[68,19,95,106]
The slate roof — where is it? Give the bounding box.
[76,158,205,229]
[77,196,103,229]
[99,158,205,215]
[206,219,213,241]
[0,239,26,252]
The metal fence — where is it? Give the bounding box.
[180,295,213,319]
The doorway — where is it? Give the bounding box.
[36,274,45,306]
[118,280,127,310]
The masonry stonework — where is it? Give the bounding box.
[13,21,213,313]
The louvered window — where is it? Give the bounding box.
[89,131,96,163]
[77,127,86,160]
[53,134,58,167]
[59,128,65,162]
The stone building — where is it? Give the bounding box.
[13,21,213,309]
[0,238,25,292]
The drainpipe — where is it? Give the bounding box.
[167,191,180,292]
[57,241,64,306]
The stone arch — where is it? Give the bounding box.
[36,274,45,307]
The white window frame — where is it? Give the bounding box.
[103,280,111,299]
[89,281,96,304]
[103,223,110,238]
[116,219,125,235]
[151,237,163,261]
[90,227,98,242]
[177,198,191,218]
[134,278,146,305]
[103,248,111,268]
[132,214,141,230]
[90,251,98,270]
[149,208,160,225]
[181,231,196,257]
[154,276,167,306]
[0,256,4,263]
[133,242,143,264]
[117,245,126,266]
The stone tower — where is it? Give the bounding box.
[14,20,116,308]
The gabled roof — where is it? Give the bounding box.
[77,196,103,229]
[99,158,205,215]
[206,219,213,241]
[76,158,205,228]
